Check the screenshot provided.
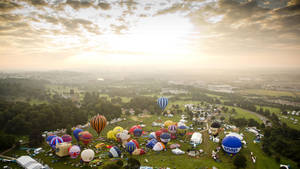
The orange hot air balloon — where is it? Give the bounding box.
[90,114,107,136]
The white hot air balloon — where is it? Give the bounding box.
[81,149,95,162]
[153,142,165,151]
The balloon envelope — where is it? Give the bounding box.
[90,114,107,135]
[50,136,63,149]
[157,97,168,110]
[129,125,142,135]
[62,134,72,143]
[146,139,158,149]
[133,128,142,137]
[79,131,93,145]
[168,125,177,134]
[126,141,136,154]
[81,149,95,162]
[46,135,56,145]
[109,146,121,158]
[160,132,171,144]
[153,142,165,151]
[107,130,117,140]
[222,136,242,154]
[73,128,83,142]
[130,139,139,149]
[68,145,80,158]
[113,126,124,134]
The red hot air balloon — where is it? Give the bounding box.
[79,131,93,146]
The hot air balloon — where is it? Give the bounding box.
[107,130,117,140]
[157,97,168,110]
[109,146,121,158]
[126,141,136,154]
[79,131,93,146]
[132,148,146,155]
[164,120,174,128]
[81,149,95,162]
[46,135,56,145]
[155,130,163,141]
[153,142,165,151]
[50,136,63,149]
[133,128,142,137]
[62,134,72,143]
[177,125,187,136]
[222,136,242,155]
[130,139,139,149]
[160,132,171,144]
[73,128,83,142]
[118,131,130,142]
[148,132,156,139]
[68,145,81,158]
[129,125,142,135]
[90,114,107,136]
[113,126,124,134]
[146,139,158,149]
[168,125,177,134]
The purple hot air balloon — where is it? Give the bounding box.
[62,134,72,143]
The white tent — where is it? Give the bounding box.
[190,132,202,145]
[16,156,45,169]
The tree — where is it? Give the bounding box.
[220,116,225,121]
[103,163,122,169]
[124,158,141,169]
[233,154,247,169]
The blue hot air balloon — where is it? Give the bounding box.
[157,97,168,111]
[126,141,136,154]
[109,146,122,158]
[46,135,56,145]
[222,136,242,155]
[146,139,158,149]
[160,132,171,144]
[133,128,142,137]
[73,128,83,142]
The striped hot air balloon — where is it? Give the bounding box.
[168,125,177,134]
[79,131,93,146]
[157,97,168,110]
[62,134,72,143]
[46,135,56,145]
[50,136,63,149]
[90,114,107,136]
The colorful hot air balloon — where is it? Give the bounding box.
[155,130,163,141]
[133,128,142,137]
[79,131,93,146]
[81,149,95,162]
[168,125,177,134]
[153,142,165,151]
[148,132,156,139]
[46,135,56,145]
[126,141,136,154]
[90,114,107,136]
[146,139,158,149]
[160,132,171,144]
[164,120,174,128]
[222,136,242,155]
[62,134,72,143]
[50,136,63,149]
[109,146,122,158]
[129,125,142,135]
[130,139,139,149]
[157,97,168,110]
[177,125,187,136]
[113,126,124,134]
[132,148,146,155]
[73,128,83,142]
[68,145,81,158]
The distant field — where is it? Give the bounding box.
[224,106,263,123]
[238,89,297,97]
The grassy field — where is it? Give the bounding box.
[238,89,297,97]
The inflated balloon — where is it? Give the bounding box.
[90,114,107,136]
[130,139,139,149]
[68,145,80,158]
[164,120,174,128]
[177,125,187,136]
[157,97,168,110]
[118,131,130,141]
[81,149,95,162]
[46,135,56,145]
[62,134,72,143]
[168,125,177,134]
[160,132,171,144]
[132,148,146,155]
[107,130,117,140]
[50,136,63,149]
[146,139,158,149]
[79,131,93,146]
[109,146,121,158]
[222,136,242,155]
[133,128,142,137]
[126,141,136,154]
[149,132,156,139]
[153,142,165,151]
[129,125,142,135]
[113,126,124,134]
[155,130,163,141]
[73,128,83,142]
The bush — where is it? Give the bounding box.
[233,154,247,169]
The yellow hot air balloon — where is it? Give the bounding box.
[90,114,107,136]
[164,120,174,128]
[113,126,124,135]
[107,130,117,140]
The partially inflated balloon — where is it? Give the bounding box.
[79,131,93,146]
[73,128,83,142]
[129,125,142,135]
[113,126,123,135]
[62,134,72,143]
[168,125,177,134]
[126,141,136,154]
[68,145,80,158]
[157,97,168,110]
[107,130,117,140]
[90,114,107,135]
[146,139,158,149]
[81,149,95,162]
[46,135,56,145]
[130,139,139,149]
[109,146,121,158]
[50,136,63,149]
[133,128,142,137]
[160,132,171,144]
[153,142,165,151]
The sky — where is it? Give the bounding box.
[0,0,300,71]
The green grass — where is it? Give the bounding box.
[224,106,263,123]
[238,89,296,97]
